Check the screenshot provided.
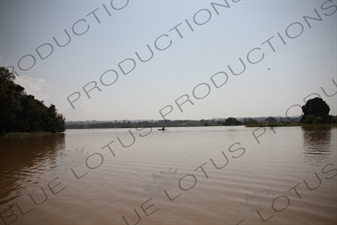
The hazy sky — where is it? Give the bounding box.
[1,0,336,121]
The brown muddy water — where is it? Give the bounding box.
[0,126,336,225]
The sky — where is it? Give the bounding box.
[0,0,336,121]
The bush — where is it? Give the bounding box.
[303,114,318,124]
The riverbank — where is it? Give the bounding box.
[245,123,337,127]
[3,131,65,137]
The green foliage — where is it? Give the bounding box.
[223,117,242,126]
[0,67,65,136]
[303,114,318,124]
[264,117,277,123]
[331,115,337,123]
[301,97,330,124]
[243,118,258,125]
[303,115,337,124]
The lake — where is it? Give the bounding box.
[0,126,336,225]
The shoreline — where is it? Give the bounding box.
[3,132,65,137]
[65,123,337,129]
[245,123,337,128]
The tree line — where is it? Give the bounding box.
[0,67,65,136]
[66,118,259,129]
[66,97,336,129]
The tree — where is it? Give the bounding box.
[243,118,258,125]
[301,97,330,124]
[264,117,277,123]
[0,67,66,135]
[0,67,23,135]
[223,117,242,126]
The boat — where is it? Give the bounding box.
[158,128,167,131]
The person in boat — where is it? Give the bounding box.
[162,126,165,130]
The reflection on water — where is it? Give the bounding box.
[301,126,331,166]
[0,133,66,206]
[0,127,336,225]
